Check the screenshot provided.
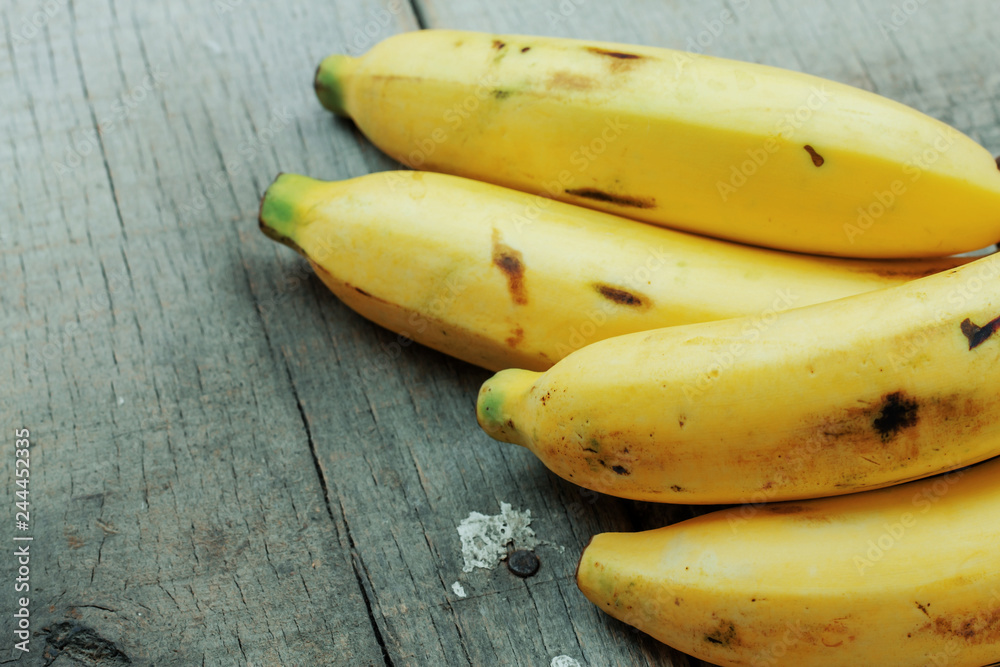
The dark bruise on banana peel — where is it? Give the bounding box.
[593,283,648,308]
[961,315,1000,349]
[584,46,648,75]
[872,391,919,442]
[585,47,643,60]
[564,188,656,209]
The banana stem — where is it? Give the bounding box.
[477,368,540,447]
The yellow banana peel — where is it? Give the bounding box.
[578,455,1000,666]
[316,29,1000,258]
[478,249,1000,502]
[258,170,967,372]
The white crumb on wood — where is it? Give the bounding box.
[457,502,538,573]
[551,656,582,667]
[451,582,467,598]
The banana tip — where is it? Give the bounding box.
[257,171,282,234]
[314,54,354,116]
[259,173,308,256]
[475,381,514,442]
[476,368,540,446]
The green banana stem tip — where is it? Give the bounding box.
[259,172,321,256]
[477,368,539,447]
[314,54,355,116]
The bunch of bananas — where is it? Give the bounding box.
[260,29,1000,666]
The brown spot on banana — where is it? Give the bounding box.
[809,392,920,445]
[593,283,649,308]
[704,621,739,647]
[564,187,656,209]
[926,605,1000,644]
[767,391,987,494]
[873,392,919,441]
[547,71,595,90]
[804,144,825,166]
[491,230,528,305]
[961,315,1000,349]
[585,47,646,73]
[585,47,643,60]
[506,327,524,348]
[816,391,988,448]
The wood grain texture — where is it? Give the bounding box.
[2,0,999,665]
[0,0,415,664]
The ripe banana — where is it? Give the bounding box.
[576,455,1000,667]
[315,29,1000,258]
[258,170,967,372]
[476,249,1000,503]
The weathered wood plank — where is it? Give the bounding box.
[0,0,420,663]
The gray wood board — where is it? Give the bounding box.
[2,0,998,665]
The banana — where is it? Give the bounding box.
[576,455,1000,667]
[314,30,1000,258]
[258,170,967,372]
[476,249,1000,503]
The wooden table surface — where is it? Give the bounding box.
[3,0,999,665]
